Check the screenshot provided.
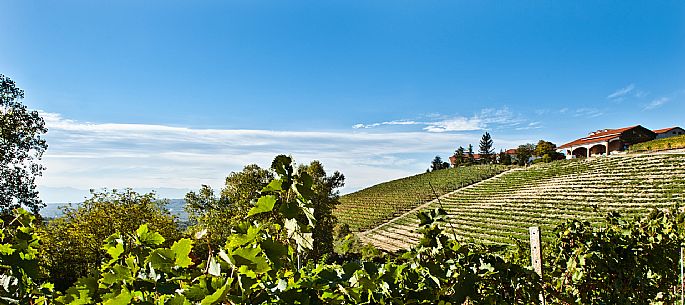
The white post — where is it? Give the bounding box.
[529,227,543,277]
[530,227,545,304]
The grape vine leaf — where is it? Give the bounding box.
[247,195,277,217]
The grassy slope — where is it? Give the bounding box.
[361,154,685,251]
[630,134,685,152]
[334,165,511,231]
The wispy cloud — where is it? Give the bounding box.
[634,90,648,98]
[573,108,604,118]
[38,112,530,202]
[515,122,542,131]
[353,107,525,133]
[352,120,419,129]
[607,84,635,100]
[644,97,669,110]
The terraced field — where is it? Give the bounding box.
[360,154,685,251]
[334,165,511,231]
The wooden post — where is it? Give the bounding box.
[530,227,545,304]
[529,227,543,277]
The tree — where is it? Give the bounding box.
[186,157,344,262]
[515,144,535,166]
[534,140,555,157]
[534,139,564,162]
[297,160,345,260]
[38,189,181,290]
[430,156,448,171]
[479,132,494,164]
[0,75,48,214]
[221,164,274,211]
[498,150,512,165]
[453,146,466,167]
[467,144,475,164]
[185,164,273,255]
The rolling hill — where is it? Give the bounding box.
[348,153,685,251]
[334,164,512,231]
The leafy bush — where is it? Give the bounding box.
[38,189,181,291]
[546,209,684,304]
[0,209,54,304]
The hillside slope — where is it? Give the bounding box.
[361,154,685,251]
[334,165,511,231]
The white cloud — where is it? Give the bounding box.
[37,111,533,202]
[573,108,604,118]
[644,97,669,110]
[423,117,482,132]
[352,120,419,129]
[607,84,635,100]
[634,90,648,98]
[352,107,525,133]
[515,121,542,131]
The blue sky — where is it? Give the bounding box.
[1,1,684,202]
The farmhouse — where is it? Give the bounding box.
[654,127,685,139]
[557,125,656,159]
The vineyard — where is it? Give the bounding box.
[630,134,685,152]
[334,165,511,231]
[359,153,685,251]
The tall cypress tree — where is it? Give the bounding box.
[479,132,494,164]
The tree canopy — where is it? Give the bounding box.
[430,156,449,171]
[38,189,181,290]
[186,156,344,262]
[515,143,535,166]
[453,146,466,166]
[0,75,48,214]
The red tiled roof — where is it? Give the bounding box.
[505,149,517,155]
[558,125,638,149]
[449,153,483,164]
[653,127,680,134]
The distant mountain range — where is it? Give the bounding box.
[42,199,189,222]
[38,186,193,204]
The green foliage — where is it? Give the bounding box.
[2,155,685,304]
[296,160,345,261]
[453,146,466,166]
[630,134,685,152]
[534,140,556,158]
[498,150,513,165]
[186,158,343,263]
[546,209,685,304]
[0,209,53,304]
[515,143,535,166]
[38,189,181,291]
[185,165,273,259]
[0,74,48,214]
